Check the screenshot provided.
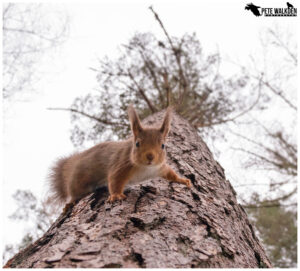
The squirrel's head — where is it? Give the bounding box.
[128,105,172,167]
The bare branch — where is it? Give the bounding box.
[127,70,158,113]
[229,130,296,171]
[260,79,297,110]
[3,27,59,43]
[268,28,297,66]
[149,6,188,107]
[242,202,297,209]
[47,107,123,126]
[133,44,165,105]
[162,72,171,107]
[234,180,297,188]
[224,58,296,111]
[231,147,296,176]
[195,84,261,128]
[3,3,69,98]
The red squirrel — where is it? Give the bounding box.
[49,106,191,204]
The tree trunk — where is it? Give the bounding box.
[4,111,272,268]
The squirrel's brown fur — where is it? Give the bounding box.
[49,106,191,203]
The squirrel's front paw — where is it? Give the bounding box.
[107,193,127,203]
[182,178,192,188]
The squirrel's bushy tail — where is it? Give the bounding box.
[48,157,69,204]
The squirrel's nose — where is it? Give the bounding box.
[146,153,154,161]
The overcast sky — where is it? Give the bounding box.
[2,0,297,255]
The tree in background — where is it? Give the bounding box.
[2,2,69,263]
[232,25,297,204]
[229,25,297,267]
[52,7,253,148]
[2,3,69,98]
[246,193,297,268]
[3,190,59,263]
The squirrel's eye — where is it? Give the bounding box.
[136,141,140,148]
[161,144,165,149]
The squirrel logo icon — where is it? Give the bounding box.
[287,2,294,8]
[49,106,191,204]
[245,3,261,16]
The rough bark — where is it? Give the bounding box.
[4,111,272,268]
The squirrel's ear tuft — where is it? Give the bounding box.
[128,105,143,138]
[160,107,172,138]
